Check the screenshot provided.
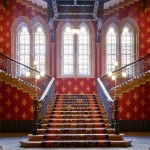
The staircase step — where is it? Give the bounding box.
[55,101,98,104]
[28,133,124,141]
[41,123,111,128]
[43,118,109,124]
[38,128,113,134]
[50,111,103,115]
[54,104,101,107]
[53,107,103,111]
[45,114,107,119]
[20,140,132,147]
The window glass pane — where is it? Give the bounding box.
[34,26,46,73]
[62,26,74,75]
[121,27,134,67]
[106,26,117,73]
[78,26,90,76]
[17,26,30,76]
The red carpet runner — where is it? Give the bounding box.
[21,95,131,147]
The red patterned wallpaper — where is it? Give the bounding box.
[55,78,97,95]
[102,1,150,120]
[104,1,150,56]
[0,81,34,120]
[0,0,46,56]
[118,82,150,120]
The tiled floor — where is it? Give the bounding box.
[0,132,150,150]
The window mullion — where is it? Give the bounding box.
[74,34,77,77]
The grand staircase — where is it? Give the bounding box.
[21,94,131,147]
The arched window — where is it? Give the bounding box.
[106,26,117,74]
[18,25,30,66]
[60,22,93,77]
[101,17,139,76]
[34,25,46,73]
[17,25,30,75]
[62,25,74,76]
[121,26,134,67]
[11,16,50,75]
[78,25,90,76]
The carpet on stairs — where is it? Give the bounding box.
[20,94,132,147]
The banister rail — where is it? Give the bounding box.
[100,53,150,91]
[0,52,55,135]
[39,77,55,123]
[97,53,150,134]
[0,52,51,91]
[97,78,113,123]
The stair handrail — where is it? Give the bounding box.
[39,77,55,124]
[100,53,150,91]
[0,52,51,90]
[97,78,113,123]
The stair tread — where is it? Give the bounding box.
[29,133,123,136]
[20,94,132,147]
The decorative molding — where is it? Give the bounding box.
[104,0,139,16]
[16,0,46,15]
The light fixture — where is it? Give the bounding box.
[71,29,80,34]
[114,61,118,67]
[122,72,127,77]
[36,74,40,80]
[34,60,38,66]
[111,75,116,81]
[108,72,112,77]
[108,61,127,135]
[25,71,30,77]
[40,71,45,77]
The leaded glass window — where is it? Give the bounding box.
[17,25,30,75]
[61,24,91,77]
[106,27,117,73]
[62,26,74,75]
[34,26,46,73]
[121,26,134,66]
[78,26,90,76]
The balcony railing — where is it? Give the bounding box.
[101,53,150,92]
[0,52,51,91]
[0,52,55,135]
[97,53,150,134]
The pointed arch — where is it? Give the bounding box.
[101,17,139,76]
[11,16,50,75]
[31,16,50,74]
[56,20,95,77]
[11,16,32,60]
[56,20,95,78]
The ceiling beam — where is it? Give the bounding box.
[57,14,93,20]
[58,6,93,14]
[57,1,94,6]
